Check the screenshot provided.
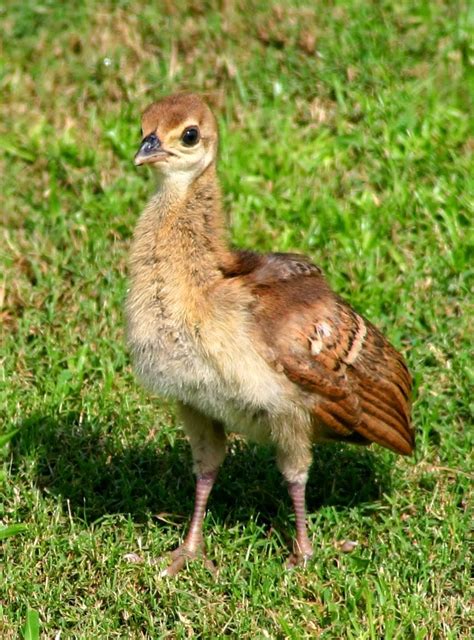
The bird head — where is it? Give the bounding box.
[134,93,218,185]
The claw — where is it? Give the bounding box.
[157,544,216,577]
[285,550,313,570]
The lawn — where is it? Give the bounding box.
[1,0,472,638]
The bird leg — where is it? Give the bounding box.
[286,480,313,568]
[157,406,226,577]
[275,433,314,568]
[160,470,218,577]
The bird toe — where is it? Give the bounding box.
[285,550,314,571]
[157,545,216,577]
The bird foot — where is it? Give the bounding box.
[285,539,314,570]
[157,544,216,578]
[285,550,313,570]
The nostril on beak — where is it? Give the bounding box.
[142,133,160,152]
[135,133,162,165]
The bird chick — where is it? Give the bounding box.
[126,93,414,576]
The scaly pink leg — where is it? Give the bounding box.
[286,480,313,568]
[160,471,217,577]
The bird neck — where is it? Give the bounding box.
[129,162,230,294]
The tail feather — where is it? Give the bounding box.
[356,414,413,455]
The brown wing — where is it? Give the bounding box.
[220,250,323,280]
[237,255,414,455]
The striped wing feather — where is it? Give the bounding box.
[235,252,414,455]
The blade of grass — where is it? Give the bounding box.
[0,429,19,448]
[23,609,40,640]
[0,524,28,540]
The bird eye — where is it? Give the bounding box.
[181,126,200,147]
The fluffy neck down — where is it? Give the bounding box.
[128,164,231,324]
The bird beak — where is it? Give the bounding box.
[134,133,169,166]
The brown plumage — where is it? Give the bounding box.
[126,93,414,576]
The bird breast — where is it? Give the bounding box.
[125,284,294,443]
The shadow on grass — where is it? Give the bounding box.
[13,411,393,529]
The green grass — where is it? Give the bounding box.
[1,0,472,637]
